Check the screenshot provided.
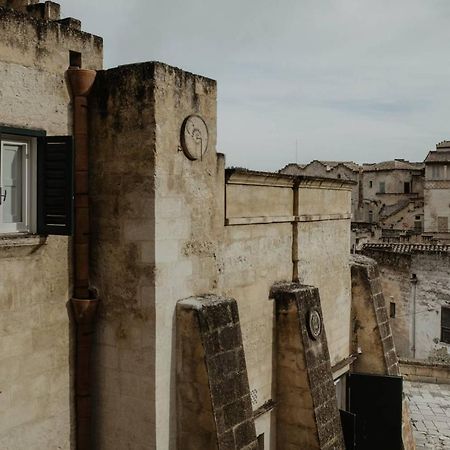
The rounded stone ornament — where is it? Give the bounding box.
[180,115,209,161]
[307,309,322,340]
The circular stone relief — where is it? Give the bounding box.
[180,115,209,161]
[307,309,322,340]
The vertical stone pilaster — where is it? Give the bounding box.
[177,296,258,450]
[271,283,345,450]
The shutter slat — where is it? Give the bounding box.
[37,136,74,236]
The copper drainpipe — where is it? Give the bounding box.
[67,67,98,450]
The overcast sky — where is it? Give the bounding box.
[60,0,450,170]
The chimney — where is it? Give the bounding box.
[4,0,61,21]
[27,1,60,20]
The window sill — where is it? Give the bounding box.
[0,233,47,248]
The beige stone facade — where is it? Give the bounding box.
[0,5,102,449]
[0,3,411,450]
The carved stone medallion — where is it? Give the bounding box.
[307,309,322,340]
[180,115,209,161]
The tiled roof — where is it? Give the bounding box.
[278,163,306,173]
[362,243,450,254]
[424,150,450,163]
[363,160,424,172]
[318,161,361,172]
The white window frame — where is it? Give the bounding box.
[0,134,37,234]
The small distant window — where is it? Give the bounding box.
[379,182,385,193]
[441,307,450,344]
[337,174,342,179]
[368,210,373,223]
[415,215,421,220]
[257,434,265,450]
[404,182,410,194]
[390,302,396,318]
[369,181,373,188]
[432,165,442,180]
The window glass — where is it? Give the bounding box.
[0,136,33,233]
[2,142,23,223]
[379,181,385,193]
[432,165,442,179]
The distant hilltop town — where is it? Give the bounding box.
[280,141,450,249]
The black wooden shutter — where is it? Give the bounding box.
[37,136,74,235]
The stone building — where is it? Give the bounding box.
[0,2,414,449]
[362,160,424,231]
[424,141,450,242]
[362,243,450,362]
[282,159,425,249]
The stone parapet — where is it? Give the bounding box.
[400,358,450,384]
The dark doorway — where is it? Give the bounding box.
[340,409,356,450]
[348,373,403,450]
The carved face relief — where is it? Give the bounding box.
[180,115,209,161]
[307,309,322,340]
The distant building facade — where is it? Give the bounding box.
[424,141,450,242]
[362,243,450,363]
[362,160,424,231]
[281,159,425,248]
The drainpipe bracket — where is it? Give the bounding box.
[71,297,99,325]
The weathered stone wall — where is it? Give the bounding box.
[153,63,222,449]
[223,172,353,447]
[295,182,352,367]
[0,7,102,134]
[89,64,157,449]
[362,251,412,357]
[362,248,450,361]
[223,221,292,448]
[297,217,352,367]
[0,7,102,449]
